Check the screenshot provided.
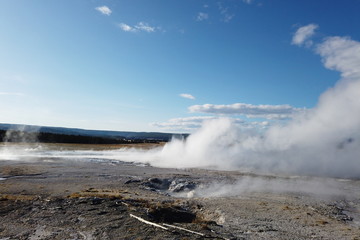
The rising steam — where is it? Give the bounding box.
[112,34,360,178]
[0,32,359,179]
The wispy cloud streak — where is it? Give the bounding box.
[292,24,318,46]
[151,116,269,132]
[197,12,209,21]
[189,103,303,120]
[218,2,234,22]
[118,22,157,33]
[95,6,112,16]
[179,93,195,100]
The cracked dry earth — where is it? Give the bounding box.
[0,156,360,239]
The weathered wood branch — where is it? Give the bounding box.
[129,214,168,230]
[162,223,205,236]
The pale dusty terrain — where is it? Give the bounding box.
[0,143,360,239]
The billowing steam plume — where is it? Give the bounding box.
[1,29,359,179]
[115,32,360,178]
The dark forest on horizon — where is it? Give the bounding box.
[0,130,162,145]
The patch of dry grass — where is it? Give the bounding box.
[0,194,37,201]
[67,188,130,199]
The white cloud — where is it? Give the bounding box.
[135,22,156,33]
[118,22,157,33]
[292,24,318,46]
[151,116,217,131]
[316,36,360,78]
[223,14,234,23]
[95,6,112,16]
[179,93,195,100]
[243,0,254,4]
[197,12,209,21]
[118,23,136,32]
[189,103,303,120]
[218,3,235,22]
[151,116,270,132]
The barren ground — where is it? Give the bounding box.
[0,143,359,239]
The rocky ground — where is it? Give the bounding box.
[0,144,360,239]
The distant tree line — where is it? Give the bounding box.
[0,130,161,144]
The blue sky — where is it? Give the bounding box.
[1,0,360,132]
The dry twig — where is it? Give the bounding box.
[162,223,205,236]
[129,214,168,230]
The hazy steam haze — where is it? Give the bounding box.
[185,176,349,199]
[112,31,360,178]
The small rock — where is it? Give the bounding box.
[124,179,141,184]
[91,198,104,205]
[168,180,196,193]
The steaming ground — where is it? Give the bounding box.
[1,143,360,239]
[0,143,359,201]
